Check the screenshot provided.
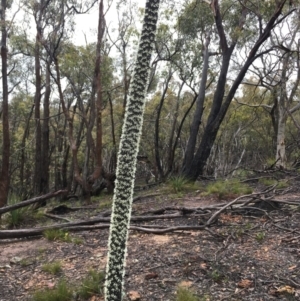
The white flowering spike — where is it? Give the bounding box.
[104,1,160,301]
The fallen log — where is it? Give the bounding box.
[0,190,68,215]
[0,223,209,239]
[0,213,183,239]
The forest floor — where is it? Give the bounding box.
[0,171,300,301]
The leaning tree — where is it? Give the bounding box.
[104,0,160,300]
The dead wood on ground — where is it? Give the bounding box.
[0,190,68,215]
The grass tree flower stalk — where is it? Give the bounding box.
[104,1,160,300]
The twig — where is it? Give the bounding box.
[44,213,72,222]
[272,223,300,235]
[206,191,266,225]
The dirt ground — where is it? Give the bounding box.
[1,174,300,301]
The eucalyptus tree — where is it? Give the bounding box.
[247,11,300,168]
[142,4,206,180]
[180,0,297,180]
[105,1,160,300]
[28,0,108,200]
[178,0,215,174]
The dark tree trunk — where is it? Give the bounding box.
[89,0,105,185]
[33,11,43,195]
[41,61,51,193]
[182,35,211,175]
[0,0,10,208]
[19,105,34,197]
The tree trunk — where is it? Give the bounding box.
[183,48,233,179]
[0,0,10,208]
[33,15,43,195]
[19,105,34,197]
[154,70,173,179]
[276,112,287,168]
[182,35,211,175]
[41,60,51,193]
[166,81,184,176]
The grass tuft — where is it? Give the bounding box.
[32,279,73,301]
[78,270,105,299]
[204,179,252,200]
[255,231,266,243]
[43,229,72,242]
[176,286,199,301]
[99,199,113,210]
[168,176,194,193]
[5,194,28,228]
[42,262,62,275]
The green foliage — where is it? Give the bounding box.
[78,270,105,299]
[204,179,252,199]
[259,178,289,189]
[43,229,83,244]
[32,279,73,301]
[177,0,213,39]
[43,229,72,242]
[258,177,277,186]
[277,181,289,189]
[176,286,199,301]
[42,262,62,275]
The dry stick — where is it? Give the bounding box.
[0,213,183,239]
[133,192,162,202]
[0,190,68,215]
[43,213,72,223]
[239,184,277,208]
[272,223,300,235]
[0,223,210,239]
[129,225,207,234]
[206,191,270,225]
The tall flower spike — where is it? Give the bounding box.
[104,1,161,301]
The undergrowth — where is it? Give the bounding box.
[31,270,105,301]
[168,176,195,193]
[203,179,252,199]
[43,229,83,244]
[259,177,289,189]
[77,269,105,299]
[32,279,73,301]
[5,194,28,228]
[43,229,72,242]
[176,286,199,301]
[42,262,62,275]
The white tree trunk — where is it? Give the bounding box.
[276,105,287,168]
